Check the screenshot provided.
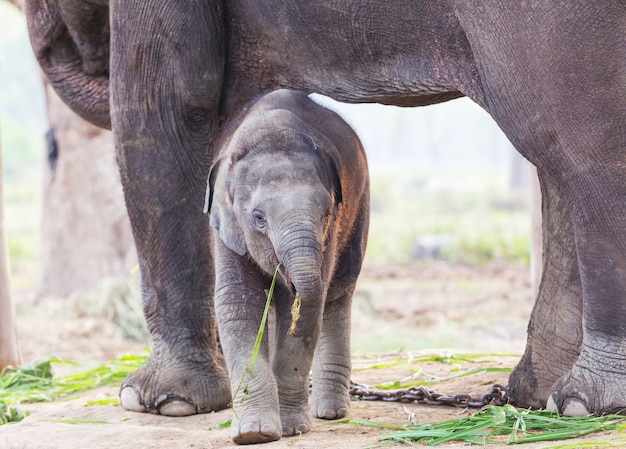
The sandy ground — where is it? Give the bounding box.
[2,260,624,448]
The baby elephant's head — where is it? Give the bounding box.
[205,111,343,295]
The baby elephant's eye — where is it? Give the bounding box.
[252,209,267,229]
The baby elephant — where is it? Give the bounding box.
[205,89,369,444]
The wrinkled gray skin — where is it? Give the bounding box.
[25,0,626,429]
[205,89,369,443]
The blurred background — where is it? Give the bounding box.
[0,1,535,356]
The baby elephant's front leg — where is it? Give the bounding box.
[214,247,282,444]
[273,294,324,436]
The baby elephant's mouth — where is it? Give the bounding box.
[278,264,297,295]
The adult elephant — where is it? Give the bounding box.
[25,0,626,417]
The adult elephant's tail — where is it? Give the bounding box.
[25,0,111,129]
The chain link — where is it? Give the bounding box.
[348,381,510,408]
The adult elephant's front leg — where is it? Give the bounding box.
[110,1,230,415]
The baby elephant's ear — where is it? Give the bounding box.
[313,137,343,217]
[327,151,343,216]
[204,158,247,256]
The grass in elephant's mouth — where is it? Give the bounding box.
[0,352,149,424]
[288,292,302,336]
[340,404,626,446]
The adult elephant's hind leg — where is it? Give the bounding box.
[456,2,626,415]
[110,1,231,415]
[546,163,626,415]
[508,171,582,409]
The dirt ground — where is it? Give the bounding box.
[1,260,623,448]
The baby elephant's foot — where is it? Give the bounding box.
[231,410,282,445]
[281,407,312,436]
[311,390,350,420]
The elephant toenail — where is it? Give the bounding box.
[240,422,260,435]
[119,386,145,412]
[157,396,196,416]
[295,423,309,434]
[546,394,558,412]
[546,393,590,416]
[562,397,590,416]
[260,423,277,436]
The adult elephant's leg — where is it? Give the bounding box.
[508,170,582,409]
[455,2,626,415]
[546,164,626,415]
[110,1,230,415]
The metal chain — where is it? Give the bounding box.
[348,381,510,408]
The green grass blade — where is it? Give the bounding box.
[543,440,626,449]
[332,418,408,431]
[43,419,111,424]
[248,263,281,374]
[216,419,232,429]
[85,398,119,406]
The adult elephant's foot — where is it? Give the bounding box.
[231,409,282,444]
[508,342,578,409]
[119,347,231,416]
[546,336,626,416]
[311,385,350,419]
[507,262,582,409]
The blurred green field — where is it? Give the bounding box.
[4,169,531,279]
[365,170,531,266]
[2,166,531,291]
[1,1,45,290]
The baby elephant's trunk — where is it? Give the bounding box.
[274,219,325,301]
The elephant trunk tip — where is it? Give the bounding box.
[277,263,297,295]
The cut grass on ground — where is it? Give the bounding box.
[0,352,149,423]
[340,405,626,446]
[3,352,624,448]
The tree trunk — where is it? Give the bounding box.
[6,0,135,298]
[38,86,136,298]
[0,130,21,370]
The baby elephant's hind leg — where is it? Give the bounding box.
[311,292,353,420]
